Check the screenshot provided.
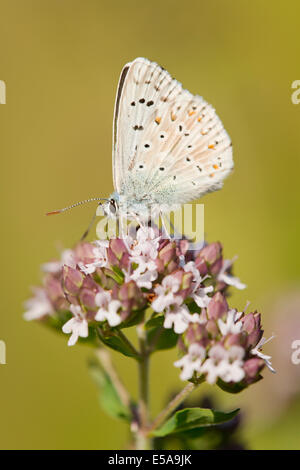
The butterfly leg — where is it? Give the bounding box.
[80,203,103,241]
[160,212,172,240]
[119,216,133,253]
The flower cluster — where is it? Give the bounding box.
[24,226,274,390]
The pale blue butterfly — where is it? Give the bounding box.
[47,58,233,234]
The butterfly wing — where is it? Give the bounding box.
[112,58,233,206]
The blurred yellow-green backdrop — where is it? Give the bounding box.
[0,0,300,449]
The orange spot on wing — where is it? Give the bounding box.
[197,117,202,122]
[209,173,215,178]
[213,164,219,169]
[208,144,215,149]
[171,112,177,121]
[155,117,161,124]
[188,111,196,116]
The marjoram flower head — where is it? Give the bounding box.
[25,227,274,396]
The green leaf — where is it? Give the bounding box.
[88,358,131,421]
[146,316,178,352]
[217,378,250,394]
[151,407,240,437]
[97,329,140,359]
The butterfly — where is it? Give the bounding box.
[48,58,233,231]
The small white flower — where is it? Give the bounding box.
[78,240,108,275]
[184,261,202,286]
[219,345,245,383]
[24,288,53,321]
[128,227,160,289]
[130,227,160,259]
[192,286,214,308]
[184,261,213,308]
[218,309,243,336]
[95,291,122,327]
[164,305,204,334]
[218,259,246,290]
[200,344,245,384]
[251,336,276,373]
[174,343,206,380]
[42,249,76,273]
[129,265,158,289]
[62,305,89,346]
[152,275,182,312]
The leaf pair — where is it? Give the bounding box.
[151,407,240,437]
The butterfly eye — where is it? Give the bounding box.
[109,199,117,214]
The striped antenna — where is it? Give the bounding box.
[46,198,108,216]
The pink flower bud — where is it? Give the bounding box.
[194,257,208,276]
[207,292,228,320]
[114,281,146,319]
[79,288,98,311]
[107,239,130,270]
[242,312,263,349]
[206,319,219,338]
[74,242,96,265]
[199,242,222,265]
[184,323,209,347]
[156,241,178,273]
[62,266,84,296]
[244,358,265,381]
[44,275,68,310]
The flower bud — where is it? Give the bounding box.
[44,275,68,311]
[62,266,84,296]
[156,241,178,273]
[184,323,209,347]
[79,288,98,311]
[107,239,129,269]
[114,280,146,319]
[207,292,228,320]
[206,319,219,338]
[194,257,208,276]
[244,357,265,382]
[242,312,263,349]
[74,242,96,265]
[199,242,222,265]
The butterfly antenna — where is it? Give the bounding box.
[46,198,108,216]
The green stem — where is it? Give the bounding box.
[95,346,130,409]
[136,324,151,450]
[148,382,197,434]
[116,329,141,359]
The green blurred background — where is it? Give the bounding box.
[0,0,300,449]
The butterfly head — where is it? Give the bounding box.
[102,193,120,219]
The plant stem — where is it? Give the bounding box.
[148,382,197,434]
[136,324,151,450]
[116,329,141,359]
[95,346,130,409]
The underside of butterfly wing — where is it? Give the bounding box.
[112,58,233,212]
